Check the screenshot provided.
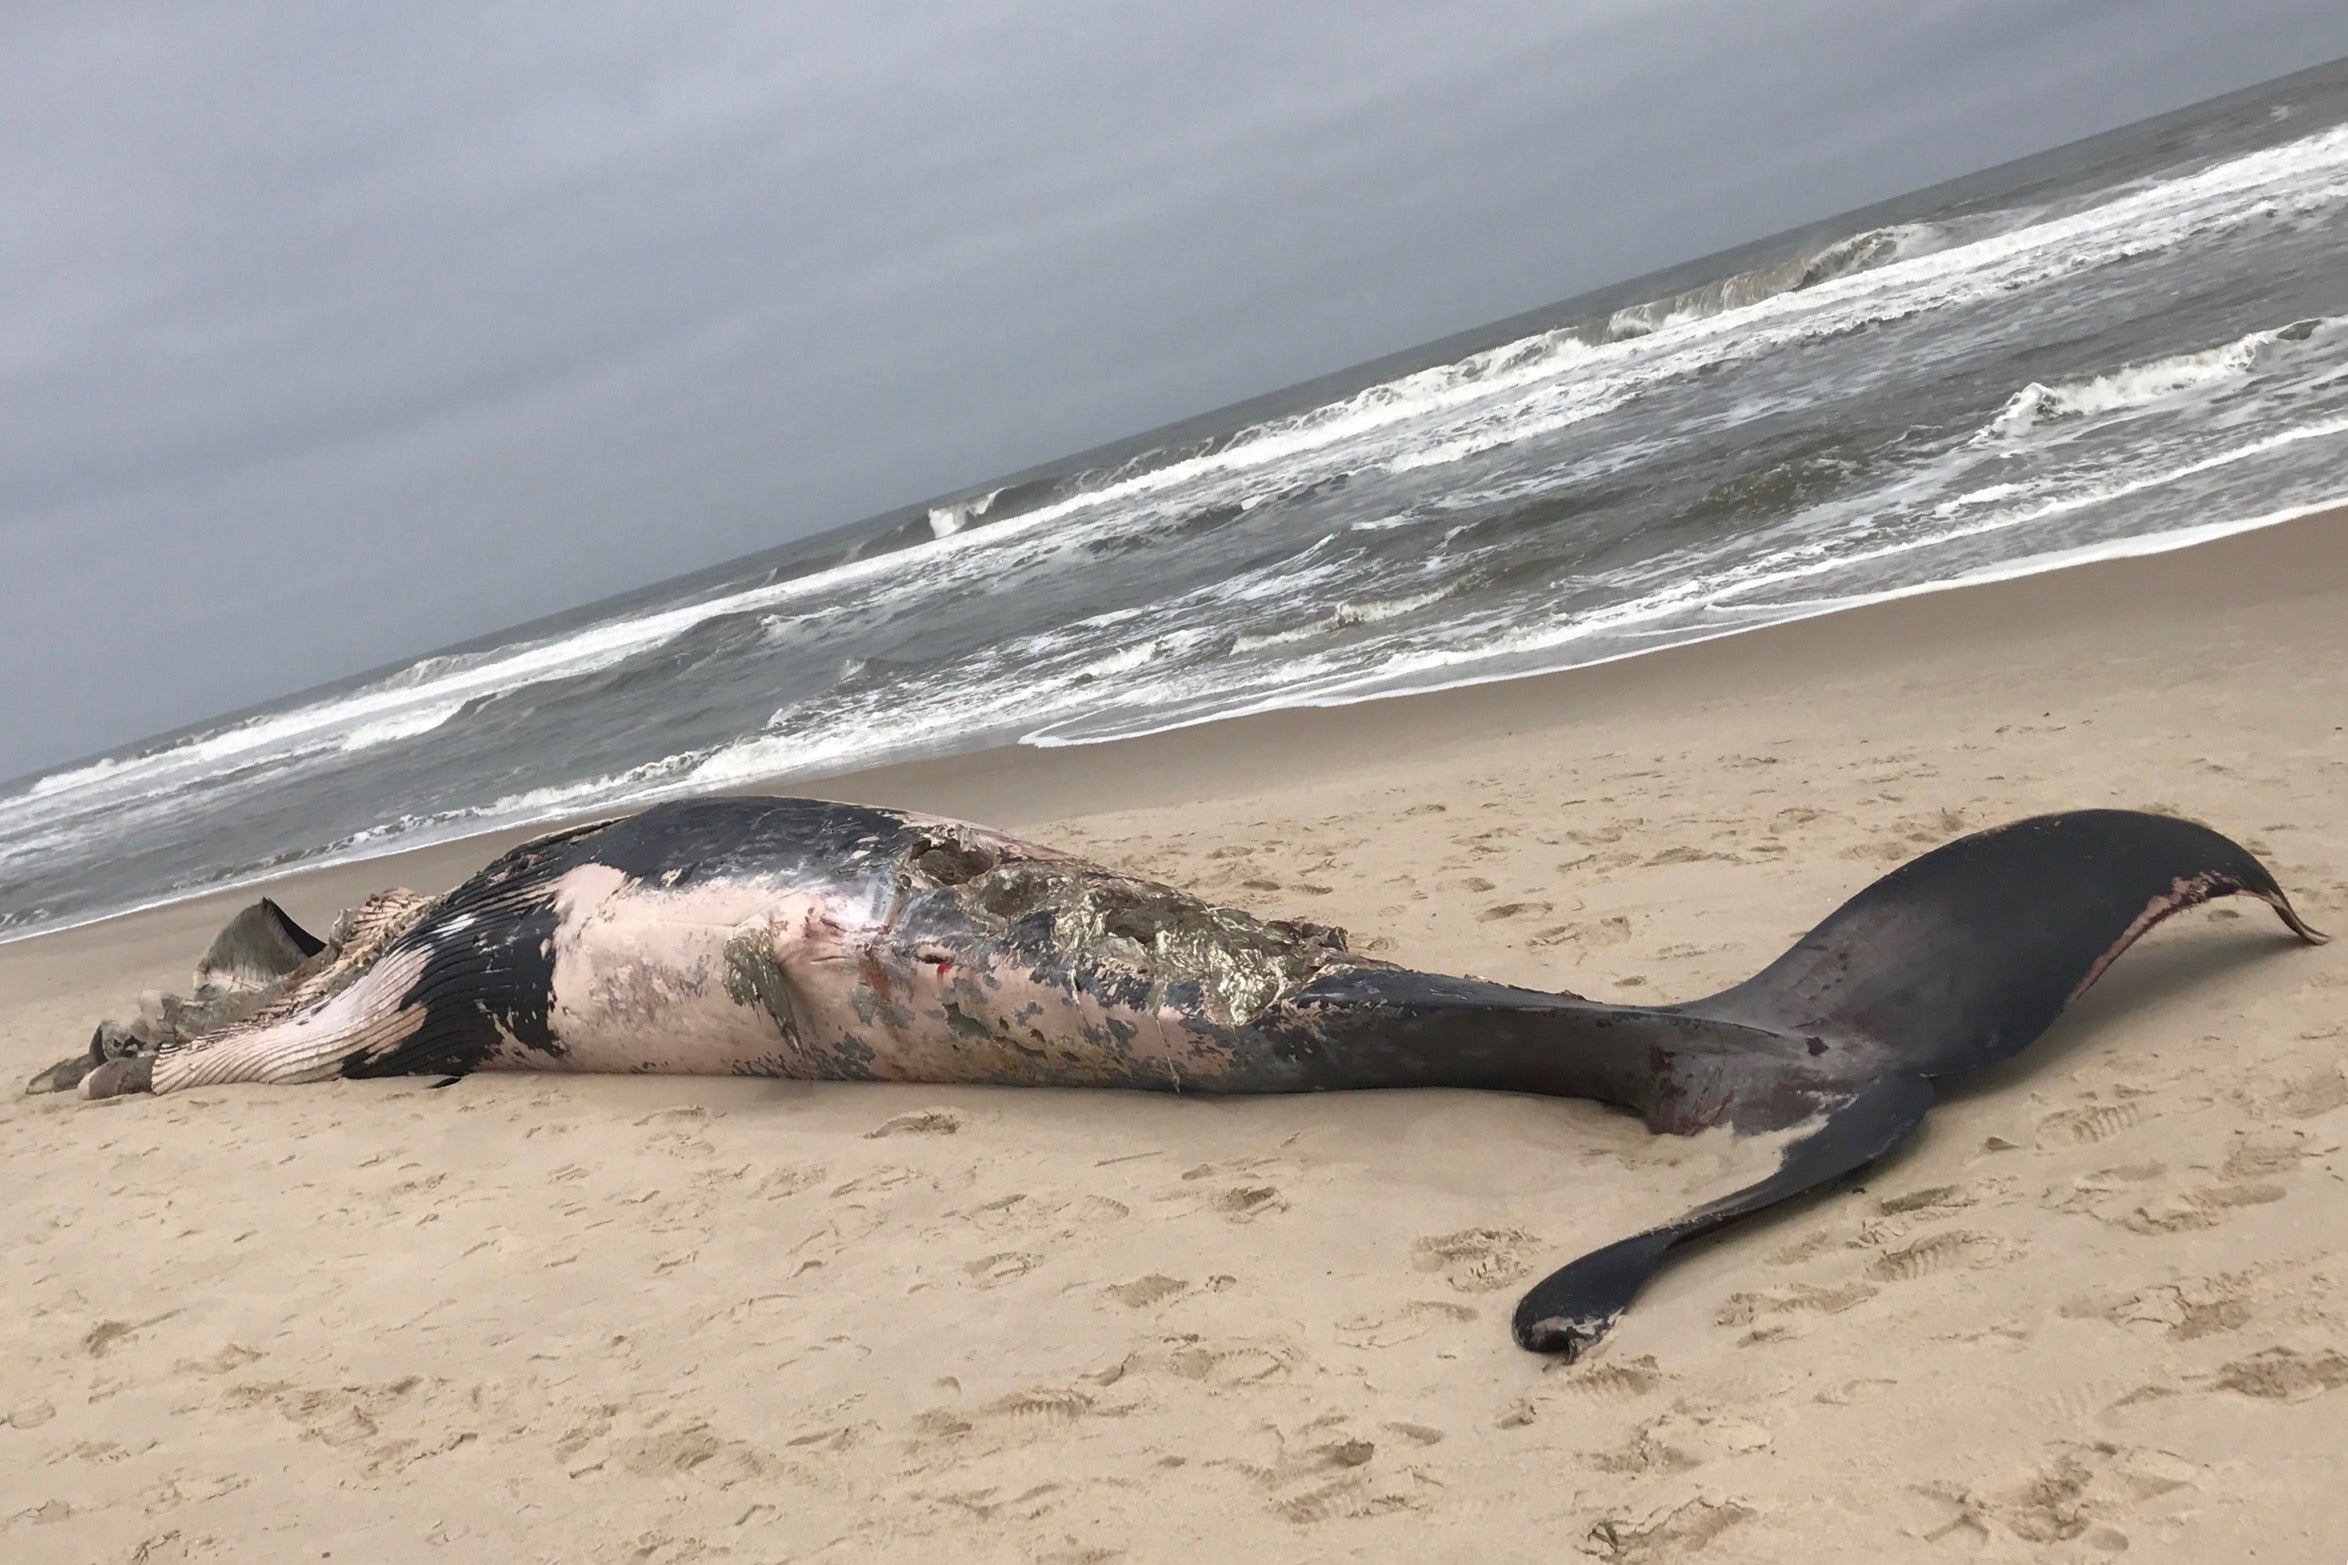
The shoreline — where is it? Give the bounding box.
[8,495,2343,956]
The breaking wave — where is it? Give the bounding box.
[1987,316,2337,437]
[1601,219,1987,339]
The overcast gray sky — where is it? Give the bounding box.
[5,1,2345,781]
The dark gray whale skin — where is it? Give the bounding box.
[71,799,2327,1359]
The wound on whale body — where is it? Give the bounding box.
[34,800,2326,1359]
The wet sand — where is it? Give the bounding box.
[3,510,2343,1562]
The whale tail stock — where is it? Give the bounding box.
[1490,809,2326,1356]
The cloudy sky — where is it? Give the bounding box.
[5,1,2345,780]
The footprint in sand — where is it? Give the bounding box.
[2063,1274,2260,1340]
[1333,1300,1477,1348]
[1104,1274,1188,1309]
[2211,1346,2348,1402]
[866,1107,964,1138]
[1864,1229,2003,1283]
[1581,1497,1754,1562]
[1715,1281,1878,1328]
[902,1407,975,1446]
[615,1422,780,1488]
[2268,1061,2348,1118]
[2044,1161,2166,1211]
[1764,1229,1845,1267]
[2035,1099,2146,1147]
[1205,1184,1285,1221]
[1170,1157,1294,1222]
[1202,1417,1408,1524]
[2117,1181,2287,1234]
[1410,1228,1539,1293]
[986,1388,1093,1425]
[1961,1442,2190,1550]
[1593,1409,1772,1474]
[746,1162,829,1199]
[2049,1140,2296,1232]
[951,1190,1132,1242]
[1272,1473,1418,1525]
[1813,1377,1896,1405]
[2222,1128,2313,1179]
[1874,1183,1977,1216]
[1526,914,1634,950]
[1646,846,1734,866]
[1119,1337,1303,1387]
[1547,1355,1665,1403]
[965,1252,1043,1287]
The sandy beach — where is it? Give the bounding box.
[4,510,2344,1562]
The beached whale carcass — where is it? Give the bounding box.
[33,798,2326,1359]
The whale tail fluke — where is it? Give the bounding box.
[1680,809,2325,1081]
[1513,809,2322,1358]
[1514,1072,1933,1357]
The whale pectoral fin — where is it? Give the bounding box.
[1513,1071,1933,1358]
[196,898,326,993]
[26,1053,98,1095]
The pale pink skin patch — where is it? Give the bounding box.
[2069,871,2327,1003]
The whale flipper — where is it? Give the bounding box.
[194,898,326,995]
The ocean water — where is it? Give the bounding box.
[6,63,2348,943]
